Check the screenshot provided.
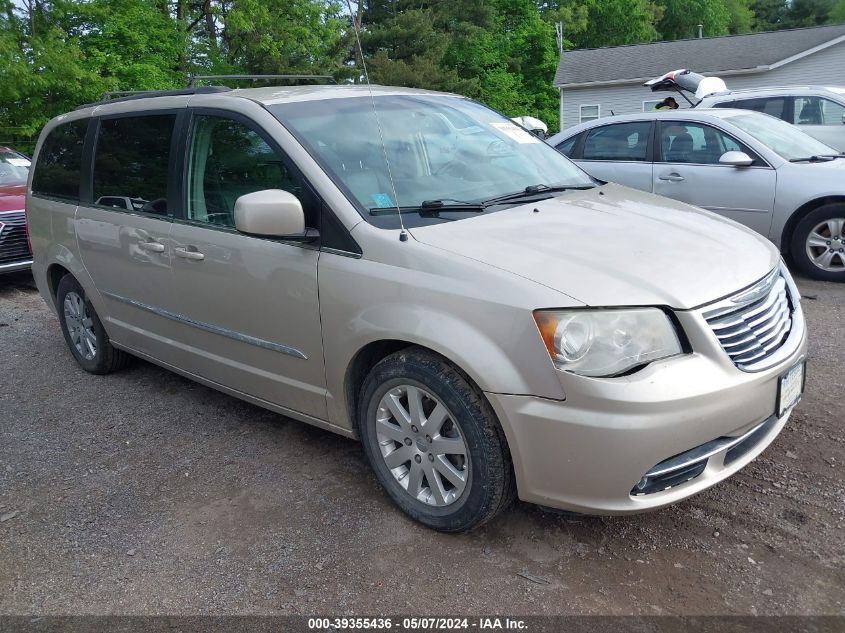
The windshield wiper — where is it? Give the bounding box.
[369,200,484,217]
[368,184,596,217]
[479,183,596,206]
[789,153,845,163]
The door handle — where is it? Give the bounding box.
[658,172,685,182]
[174,246,205,261]
[137,240,165,253]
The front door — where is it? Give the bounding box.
[652,120,776,237]
[167,111,327,419]
[74,112,181,364]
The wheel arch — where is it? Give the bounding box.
[781,196,845,256]
[46,262,72,307]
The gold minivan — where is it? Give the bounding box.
[27,84,807,532]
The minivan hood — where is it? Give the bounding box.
[409,184,778,310]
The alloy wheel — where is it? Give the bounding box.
[375,385,469,507]
[63,291,97,360]
[806,218,845,273]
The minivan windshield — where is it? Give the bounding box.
[0,148,31,186]
[725,112,839,162]
[270,95,593,228]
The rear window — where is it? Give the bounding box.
[31,120,89,201]
[93,114,176,215]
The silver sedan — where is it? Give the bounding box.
[549,109,845,281]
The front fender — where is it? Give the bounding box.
[318,251,569,431]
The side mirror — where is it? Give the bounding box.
[841,112,845,125]
[719,151,754,167]
[234,189,316,241]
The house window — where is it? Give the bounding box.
[579,105,600,123]
[643,100,663,112]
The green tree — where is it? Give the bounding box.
[725,0,755,32]
[655,0,731,39]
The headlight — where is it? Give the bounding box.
[533,308,683,377]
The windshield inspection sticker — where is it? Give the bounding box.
[371,193,395,208]
[490,121,541,144]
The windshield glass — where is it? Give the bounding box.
[0,148,31,186]
[269,95,593,228]
[725,113,838,161]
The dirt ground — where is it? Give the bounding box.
[0,270,842,616]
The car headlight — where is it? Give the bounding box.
[533,308,683,377]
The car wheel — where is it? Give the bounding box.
[358,348,515,532]
[56,275,130,374]
[791,204,845,282]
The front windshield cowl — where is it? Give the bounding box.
[269,94,593,229]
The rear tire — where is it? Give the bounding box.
[358,348,515,532]
[790,204,845,282]
[56,275,130,374]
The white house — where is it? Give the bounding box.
[554,23,845,131]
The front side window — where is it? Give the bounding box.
[658,121,747,164]
[269,95,593,228]
[93,114,175,215]
[186,115,318,229]
[582,122,651,162]
[793,96,845,126]
[580,105,600,123]
[31,120,88,201]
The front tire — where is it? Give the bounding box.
[56,275,130,374]
[791,204,845,282]
[358,348,515,532]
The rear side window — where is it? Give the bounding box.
[582,122,651,162]
[93,114,176,215]
[555,134,580,158]
[31,119,88,201]
[715,97,787,120]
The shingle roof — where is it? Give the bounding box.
[554,24,845,87]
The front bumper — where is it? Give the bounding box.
[0,259,33,274]
[486,304,808,515]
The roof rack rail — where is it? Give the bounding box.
[76,86,231,110]
[187,74,338,87]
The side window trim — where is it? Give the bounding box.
[88,109,183,220]
[655,120,771,168]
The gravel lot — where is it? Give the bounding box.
[0,270,842,616]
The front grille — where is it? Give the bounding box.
[704,271,793,370]
[0,210,31,266]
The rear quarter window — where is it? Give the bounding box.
[555,134,580,158]
[31,119,89,202]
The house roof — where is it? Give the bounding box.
[554,24,845,88]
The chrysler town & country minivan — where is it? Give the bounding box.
[26,84,808,532]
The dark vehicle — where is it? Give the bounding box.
[0,147,33,274]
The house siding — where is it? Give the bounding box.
[559,41,845,131]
